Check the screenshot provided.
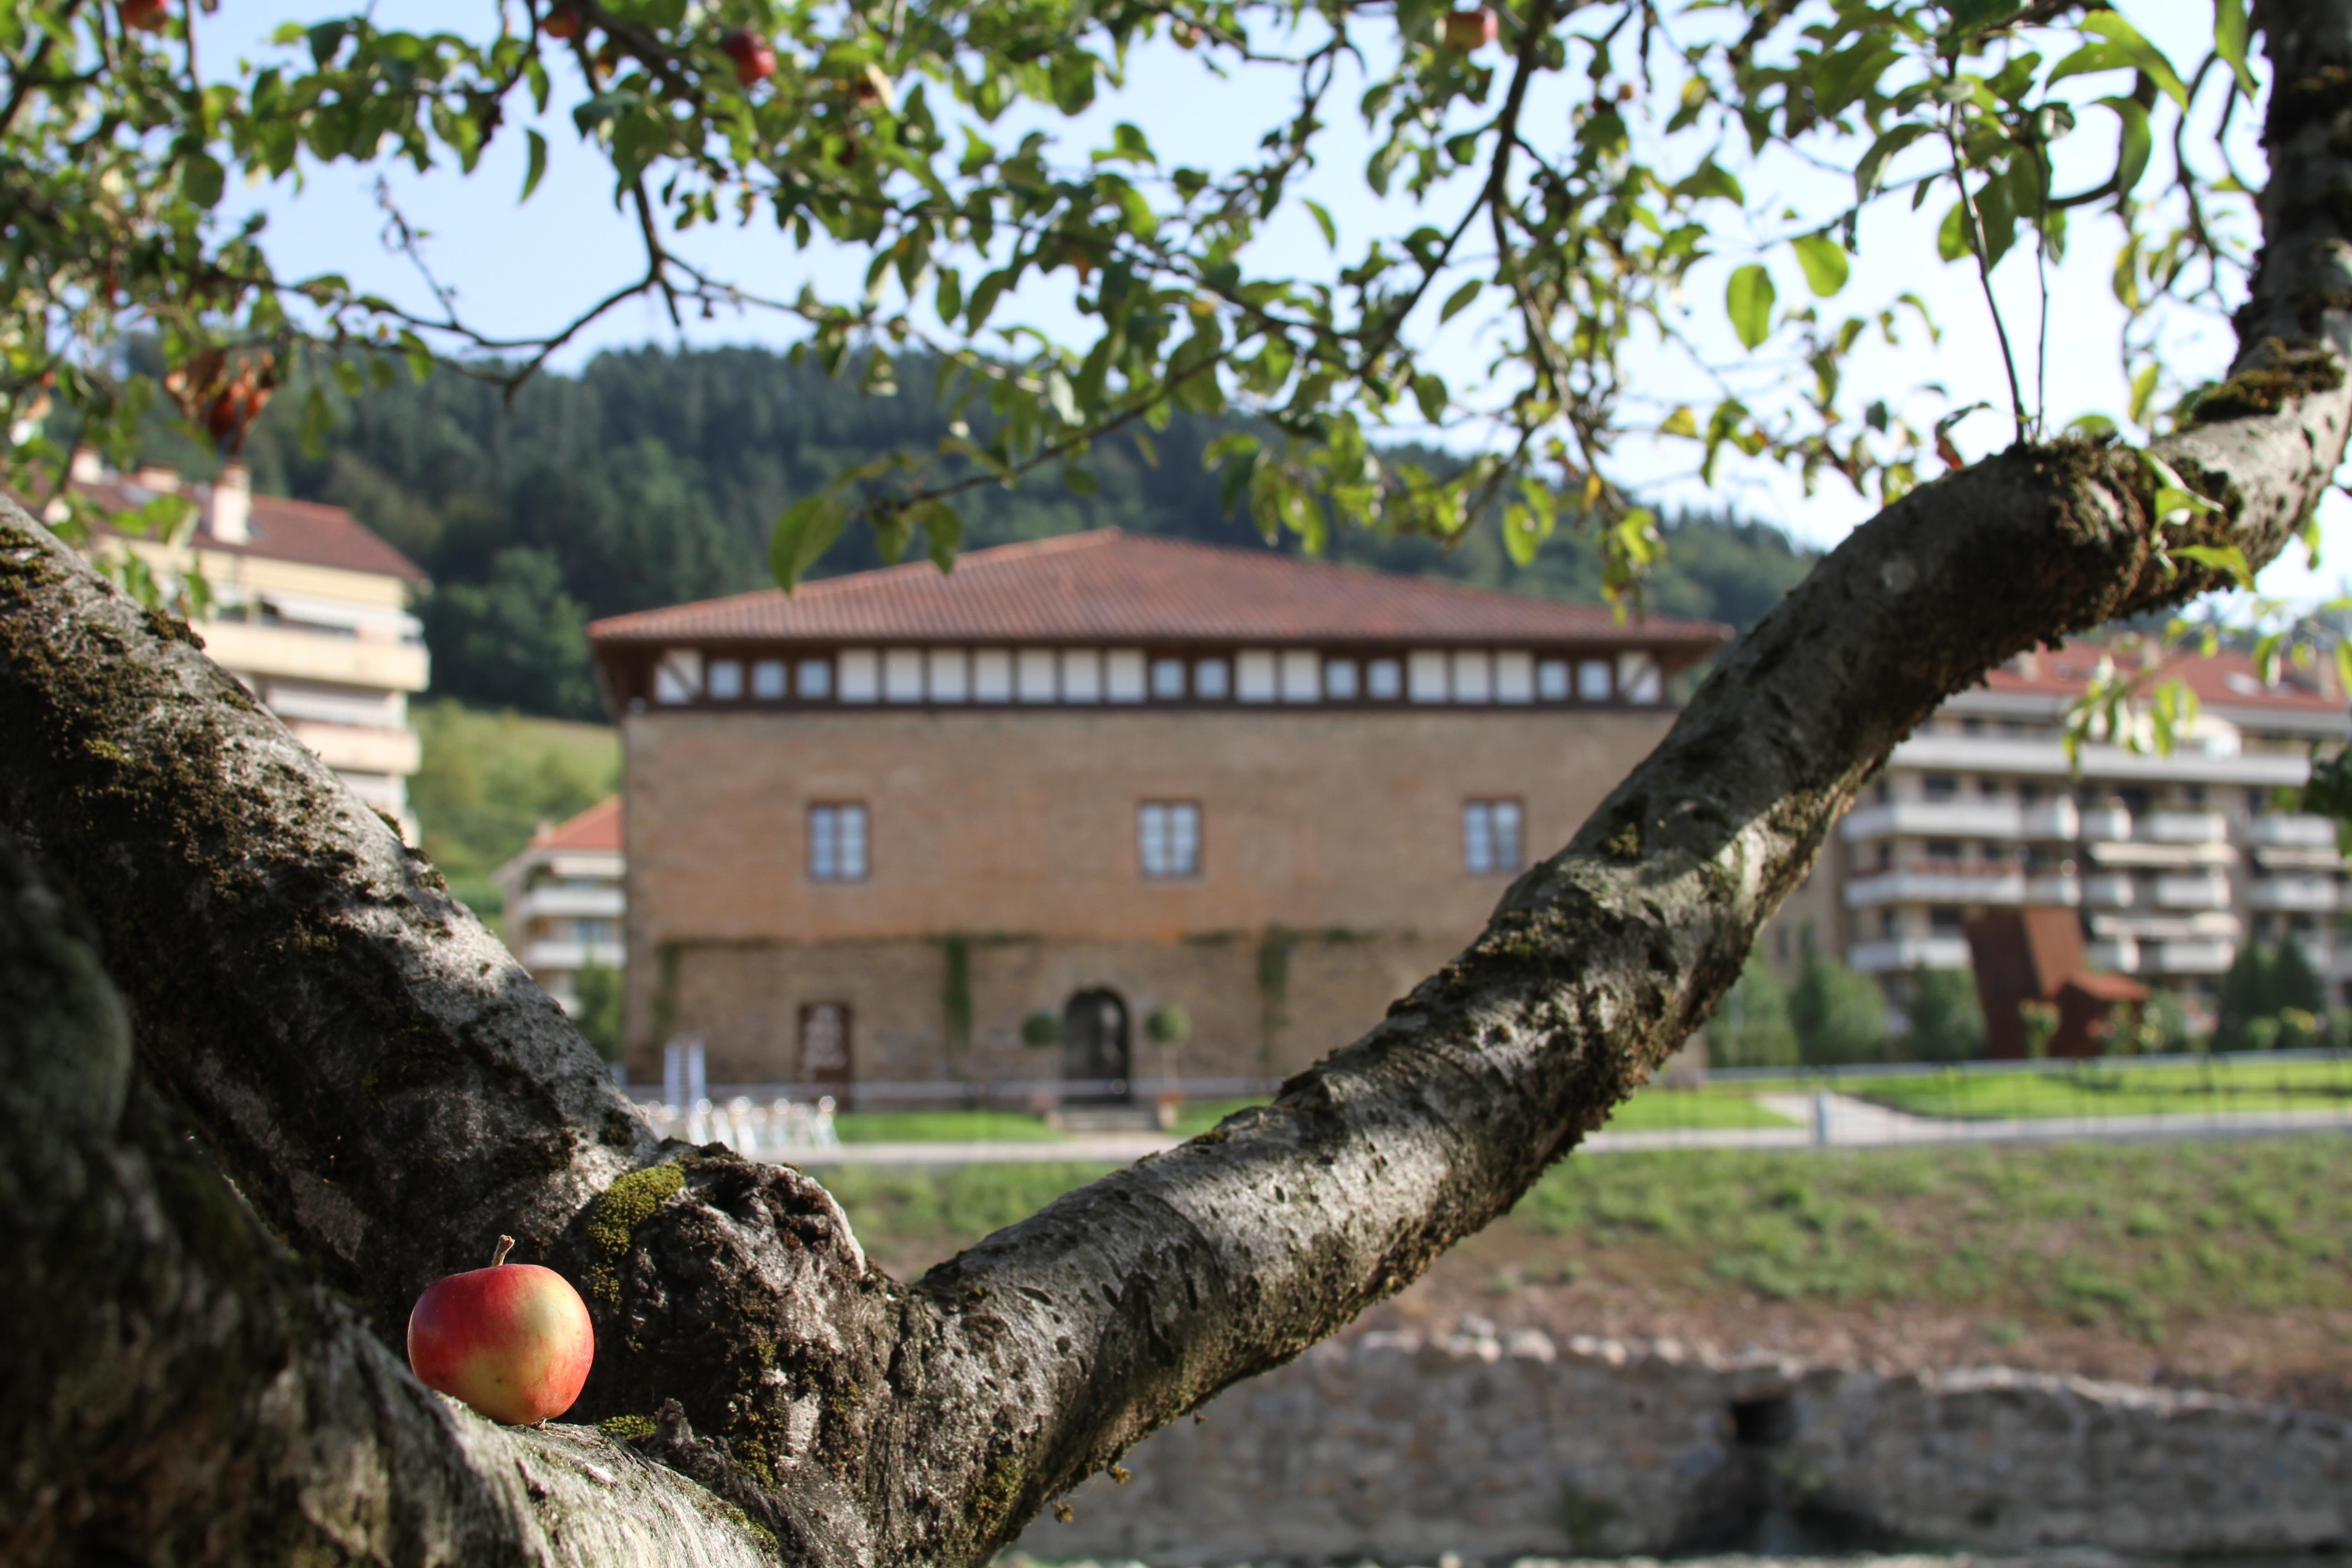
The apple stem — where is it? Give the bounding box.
[491,1235,515,1267]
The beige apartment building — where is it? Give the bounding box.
[588,531,1728,1096]
[495,797,627,1013]
[56,452,431,836]
[1799,641,2352,1026]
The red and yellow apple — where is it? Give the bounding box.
[119,0,169,32]
[542,4,583,41]
[1441,7,1499,50]
[407,1237,594,1426]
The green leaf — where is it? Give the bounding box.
[521,129,548,202]
[2174,544,2254,588]
[1791,234,1850,297]
[1303,198,1337,250]
[2098,97,2151,201]
[1660,406,1698,438]
[1937,199,1971,263]
[770,494,846,590]
[1854,122,1931,203]
[2215,0,2258,99]
[917,500,962,573]
[1725,264,1775,350]
[2048,16,2189,108]
[179,153,225,209]
[1438,279,1482,324]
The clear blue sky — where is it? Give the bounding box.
[206,2,2340,602]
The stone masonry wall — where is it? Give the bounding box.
[651,931,1463,1087]
[620,705,1671,1071]
[1018,1328,2352,1563]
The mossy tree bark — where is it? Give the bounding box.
[6,3,2352,1560]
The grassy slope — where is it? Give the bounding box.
[408,699,621,931]
[827,1138,2352,1345]
[1849,1057,2352,1120]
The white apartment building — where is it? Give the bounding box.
[1822,642,2352,1020]
[494,797,626,1013]
[59,452,431,836]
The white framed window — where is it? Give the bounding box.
[838,649,880,703]
[1193,657,1230,699]
[928,647,969,702]
[1617,652,1663,703]
[1236,650,1278,703]
[1323,658,1359,700]
[1408,650,1448,703]
[1451,651,1493,703]
[752,659,788,700]
[1106,649,1146,703]
[1017,648,1058,703]
[1151,657,1187,700]
[1279,649,1319,703]
[706,658,744,701]
[1536,659,1570,701]
[1061,648,1103,703]
[1138,801,1202,879]
[1494,651,1534,704]
[654,648,702,705]
[1577,658,1612,701]
[973,648,1013,702]
[1367,657,1402,701]
[797,657,834,700]
[1464,799,1524,876]
[808,803,869,882]
[883,648,925,703]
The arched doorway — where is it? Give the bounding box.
[1061,989,1132,1104]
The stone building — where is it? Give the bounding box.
[495,797,626,1014]
[54,452,431,836]
[588,530,1728,1097]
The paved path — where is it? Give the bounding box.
[777,1094,2352,1166]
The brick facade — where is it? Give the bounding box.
[619,706,1679,1087]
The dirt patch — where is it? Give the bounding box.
[1361,1219,2352,1415]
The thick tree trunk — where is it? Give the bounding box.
[5,4,2351,1562]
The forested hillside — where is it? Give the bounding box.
[135,345,1818,720]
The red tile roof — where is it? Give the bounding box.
[71,474,428,584]
[530,796,623,853]
[1991,642,2341,715]
[588,529,1730,651]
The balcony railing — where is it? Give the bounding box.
[2151,940,2237,975]
[2247,877,2341,912]
[1843,867,2025,908]
[519,939,627,972]
[1847,936,1972,973]
[2151,874,2231,909]
[512,885,626,921]
[2143,810,2229,844]
[1840,799,2024,842]
[2244,813,2337,848]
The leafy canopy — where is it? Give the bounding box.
[0,0,2270,604]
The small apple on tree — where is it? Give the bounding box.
[720,28,778,86]
[118,0,168,32]
[406,1235,594,1426]
[1441,7,1499,50]
[542,4,583,41]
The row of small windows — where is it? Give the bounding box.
[802,799,1526,882]
[653,646,1665,709]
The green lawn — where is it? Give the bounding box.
[1598,1086,1794,1130]
[834,1110,1068,1143]
[827,1139,2352,1338]
[1849,1057,2352,1121]
[1171,1086,1791,1138]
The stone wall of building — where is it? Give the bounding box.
[644,929,1463,1087]
[620,706,1672,1076]
[1019,1328,2352,1564]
